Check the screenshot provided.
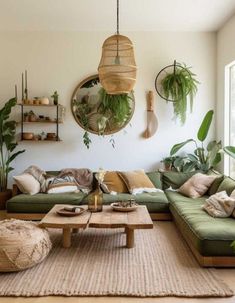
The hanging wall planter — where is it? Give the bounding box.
[155,61,199,125]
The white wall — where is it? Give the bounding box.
[217,14,235,173]
[0,31,216,182]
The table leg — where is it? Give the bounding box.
[63,228,71,248]
[126,228,135,248]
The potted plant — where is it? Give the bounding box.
[161,156,175,171]
[161,63,199,124]
[0,98,25,209]
[169,110,222,172]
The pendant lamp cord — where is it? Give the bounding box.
[116,0,119,35]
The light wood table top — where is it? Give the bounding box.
[39,204,91,229]
[89,205,153,229]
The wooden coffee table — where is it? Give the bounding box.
[39,205,153,249]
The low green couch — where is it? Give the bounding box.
[6,169,235,267]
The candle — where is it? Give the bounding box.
[22,73,24,101]
[25,70,28,100]
[15,85,17,101]
[25,70,27,90]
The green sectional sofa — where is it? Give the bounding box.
[6,169,235,267]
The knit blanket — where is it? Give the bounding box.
[58,168,93,191]
[202,191,235,218]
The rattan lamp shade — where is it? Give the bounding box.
[98,34,137,95]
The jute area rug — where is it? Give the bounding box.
[0,222,233,298]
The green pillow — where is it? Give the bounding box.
[146,171,162,189]
[162,171,200,190]
[217,177,235,195]
[207,170,224,195]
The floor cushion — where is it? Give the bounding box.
[0,219,51,272]
[166,191,235,256]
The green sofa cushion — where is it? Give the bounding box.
[7,193,86,213]
[146,171,162,189]
[166,191,235,256]
[207,170,224,196]
[82,192,169,213]
[162,171,199,190]
[217,177,235,195]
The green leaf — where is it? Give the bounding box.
[6,150,25,166]
[182,161,197,172]
[170,139,195,156]
[187,153,198,162]
[173,157,184,168]
[197,110,214,142]
[224,146,235,159]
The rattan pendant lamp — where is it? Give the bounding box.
[98,0,137,95]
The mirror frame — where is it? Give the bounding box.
[71,74,135,135]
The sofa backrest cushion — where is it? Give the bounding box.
[217,177,235,195]
[207,170,224,196]
[146,171,162,189]
[162,171,200,190]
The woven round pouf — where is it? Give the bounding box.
[0,219,52,272]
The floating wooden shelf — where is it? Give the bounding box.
[20,139,62,142]
[18,102,63,142]
[20,121,63,124]
[17,103,62,107]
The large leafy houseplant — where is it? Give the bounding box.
[169,110,222,172]
[161,63,199,124]
[0,98,25,192]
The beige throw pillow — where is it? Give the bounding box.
[119,170,160,195]
[229,189,235,218]
[13,173,40,195]
[203,191,235,218]
[178,173,216,198]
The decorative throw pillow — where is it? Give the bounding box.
[100,171,128,193]
[229,189,235,218]
[178,173,216,198]
[119,170,161,195]
[202,191,235,218]
[13,173,40,195]
[47,176,78,194]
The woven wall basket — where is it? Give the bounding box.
[0,219,52,272]
[98,34,137,94]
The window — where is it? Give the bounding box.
[225,61,235,178]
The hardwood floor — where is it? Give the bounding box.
[1,210,235,302]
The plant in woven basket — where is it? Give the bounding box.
[0,98,25,192]
[161,63,199,124]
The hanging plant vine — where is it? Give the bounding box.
[156,62,199,125]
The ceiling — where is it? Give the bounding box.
[0,0,235,32]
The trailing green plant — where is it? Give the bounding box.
[161,63,199,124]
[75,88,133,149]
[97,88,133,134]
[0,98,25,191]
[170,110,222,172]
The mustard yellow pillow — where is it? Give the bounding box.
[101,171,128,193]
[119,170,159,194]
[179,173,217,198]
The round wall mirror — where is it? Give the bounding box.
[71,74,135,135]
